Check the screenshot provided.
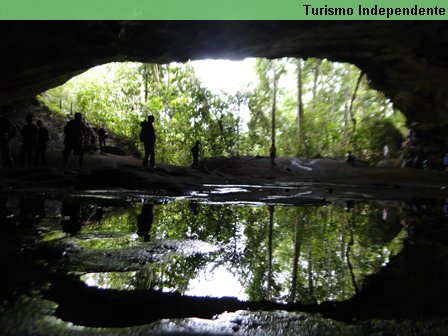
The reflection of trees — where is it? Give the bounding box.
[267,205,274,300]
[253,202,404,304]
[152,201,404,303]
[77,200,405,303]
[290,208,304,303]
[345,202,359,295]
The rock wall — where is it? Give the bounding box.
[1,21,448,152]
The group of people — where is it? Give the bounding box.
[0,111,109,169]
[62,113,108,169]
[0,113,49,167]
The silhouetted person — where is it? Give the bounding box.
[36,120,49,166]
[137,203,154,242]
[140,115,156,168]
[444,153,448,171]
[84,123,93,152]
[63,112,86,169]
[270,145,276,168]
[346,151,355,164]
[383,144,389,159]
[20,113,38,166]
[191,140,200,168]
[89,127,97,152]
[0,114,15,167]
[97,127,107,149]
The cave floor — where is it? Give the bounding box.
[1,152,447,202]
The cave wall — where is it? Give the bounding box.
[2,21,448,151]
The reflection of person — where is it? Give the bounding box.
[189,201,199,216]
[191,140,200,168]
[137,203,154,241]
[36,120,49,165]
[443,199,448,217]
[0,114,15,167]
[20,113,38,166]
[63,112,86,169]
[19,197,45,226]
[140,115,156,168]
[0,195,12,225]
[60,201,83,235]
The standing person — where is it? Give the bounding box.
[269,145,276,168]
[383,144,390,159]
[97,126,107,149]
[89,129,97,152]
[443,152,448,171]
[140,115,156,168]
[346,150,356,163]
[36,120,49,166]
[20,113,38,166]
[63,112,86,169]
[191,140,200,168]
[0,114,15,167]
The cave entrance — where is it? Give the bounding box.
[2,21,448,335]
[37,57,406,168]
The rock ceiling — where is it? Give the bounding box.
[2,21,448,128]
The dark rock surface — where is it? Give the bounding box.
[1,21,448,149]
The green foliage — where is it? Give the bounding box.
[41,62,240,165]
[40,58,406,165]
[247,58,406,163]
[352,119,405,163]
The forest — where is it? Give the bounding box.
[40,57,406,165]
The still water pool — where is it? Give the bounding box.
[1,193,447,334]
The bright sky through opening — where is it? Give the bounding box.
[191,58,257,95]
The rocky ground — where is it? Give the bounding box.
[1,152,447,204]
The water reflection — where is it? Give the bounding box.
[64,199,407,304]
[136,204,154,242]
[3,193,448,332]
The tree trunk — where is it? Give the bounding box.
[290,209,304,303]
[345,212,359,295]
[296,59,304,151]
[143,64,149,103]
[307,248,316,303]
[312,60,322,111]
[267,205,274,300]
[348,70,364,144]
[271,62,278,153]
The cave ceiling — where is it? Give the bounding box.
[1,21,448,126]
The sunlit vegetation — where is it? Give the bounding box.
[40,58,406,164]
